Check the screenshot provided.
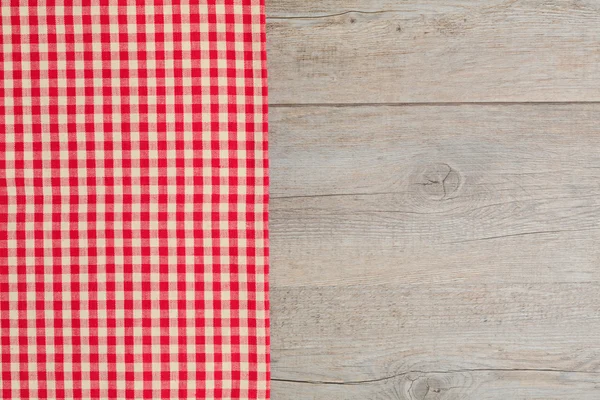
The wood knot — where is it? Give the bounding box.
[415,163,461,201]
[408,375,454,399]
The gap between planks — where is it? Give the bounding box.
[269,101,600,108]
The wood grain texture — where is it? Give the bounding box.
[274,369,600,400]
[267,0,600,103]
[271,284,600,399]
[270,105,600,287]
[269,105,600,398]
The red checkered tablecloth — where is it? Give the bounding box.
[0,1,269,399]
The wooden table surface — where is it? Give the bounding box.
[266,1,600,398]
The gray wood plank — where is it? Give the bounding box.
[267,0,600,103]
[273,369,600,400]
[270,104,600,287]
[269,104,600,398]
[272,284,600,399]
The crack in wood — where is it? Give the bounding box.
[272,367,600,386]
[445,227,600,244]
[267,10,406,20]
[269,101,600,108]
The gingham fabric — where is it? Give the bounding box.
[0,1,269,399]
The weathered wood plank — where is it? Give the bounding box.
[267,0,600,103]
[273,371,600,400]
[271,283,600,399]
[270,104,600,398]
[270,104,600,287]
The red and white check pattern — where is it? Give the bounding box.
[0,1,269,399]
